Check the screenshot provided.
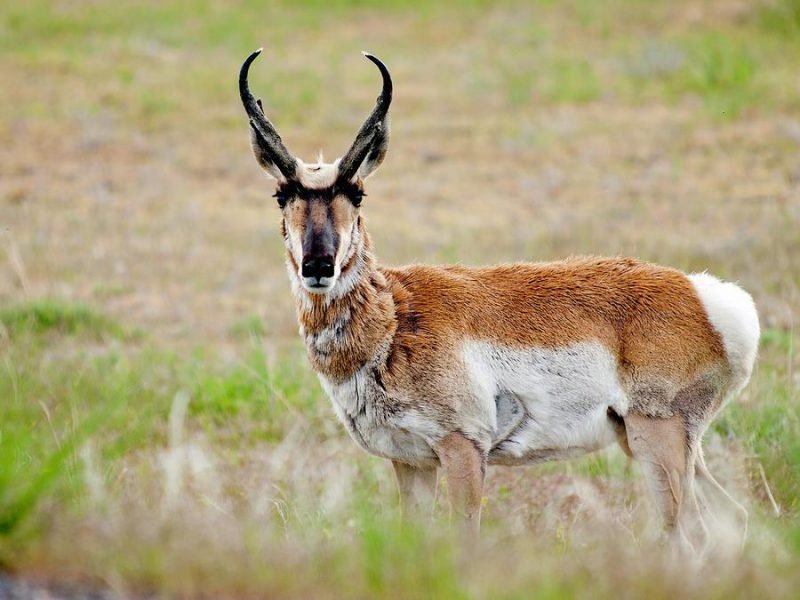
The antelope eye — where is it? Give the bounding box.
[351,191,365,207]
[272,191,289,208]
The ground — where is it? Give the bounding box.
[1,1,799,598]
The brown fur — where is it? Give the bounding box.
[295,217,727,410]
[380,258,725,397]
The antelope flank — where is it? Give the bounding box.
[238,49,760,549]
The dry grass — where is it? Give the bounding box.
[1,0,799,598]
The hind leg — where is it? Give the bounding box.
[625,414,707,553]
[695,448,748,546]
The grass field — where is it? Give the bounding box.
[1,0,799,597]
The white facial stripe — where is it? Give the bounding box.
[327,252,365,302]
[285,222,304,270]
[341,220,361,265]
[334,222,353,268]
[286,259,314,311]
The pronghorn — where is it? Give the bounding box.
[238,49,760,547]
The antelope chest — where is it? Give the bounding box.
[317,368,439,467]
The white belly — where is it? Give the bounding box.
[317,340,629,467]
[462,340,629,465]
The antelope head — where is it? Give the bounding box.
[239,49,391,294]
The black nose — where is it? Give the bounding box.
[302,256,335,280]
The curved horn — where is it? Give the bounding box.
[239,49,297,180]
[337,52,393,182]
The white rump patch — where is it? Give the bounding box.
[689,273,760,388]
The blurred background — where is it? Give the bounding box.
[1,1,799,598]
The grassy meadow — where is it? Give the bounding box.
[1,0,800,597]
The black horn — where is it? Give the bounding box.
[337,52,393,182]
[239,49,298,180]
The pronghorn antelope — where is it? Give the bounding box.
[239,49,760,547]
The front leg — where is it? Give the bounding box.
[433,431,486,540]
[392,461,438,520]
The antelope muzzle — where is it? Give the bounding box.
[300,208,339,292]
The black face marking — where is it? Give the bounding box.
[301,198,340,263]
[350,189,365,208]
[273,179,365,207]
[272,190,290,208]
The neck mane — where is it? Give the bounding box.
[288,217,396,382]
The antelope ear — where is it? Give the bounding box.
[250,122,290,181]
[356,115,390,180]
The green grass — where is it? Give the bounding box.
[0,303,316,541]
[717,329,800,512]
[0,299,798,596]
[2,0,800,596]
[0,299,125,340]
[229,313,266,339]
[664,34,758,119]
[544,59,601,104]
[758,0,800,38]
[3,0,800,130]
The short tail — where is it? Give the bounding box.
[688,273,760,394]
